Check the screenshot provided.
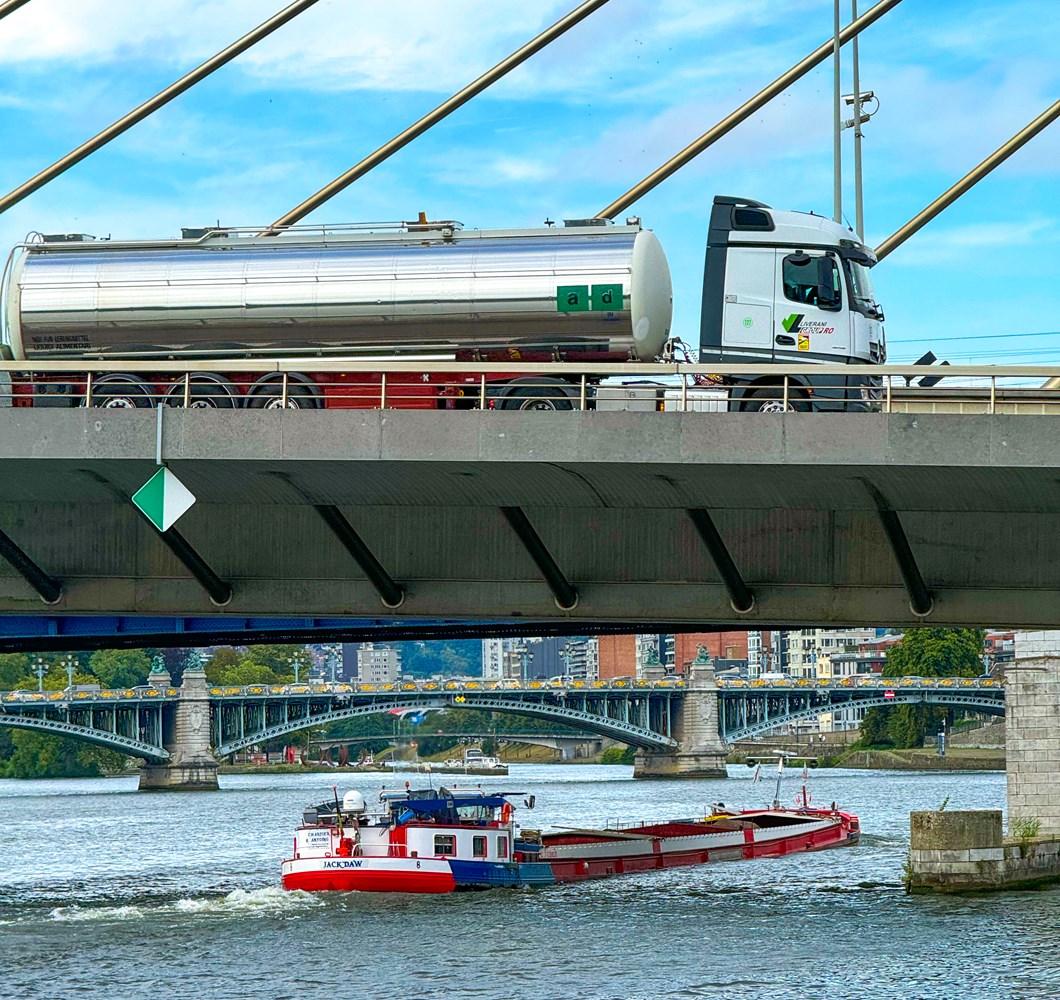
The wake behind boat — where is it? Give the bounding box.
[280,774,859,894]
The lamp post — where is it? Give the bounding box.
[290,655,301,685]
[32,657,47,692]
[64,657,75,691]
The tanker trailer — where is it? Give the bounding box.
[1,219,672,409]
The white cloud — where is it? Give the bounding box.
[884,218,1057,267]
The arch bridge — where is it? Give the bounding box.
[0,673,1005,785]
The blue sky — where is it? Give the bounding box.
[0,0,1057,366]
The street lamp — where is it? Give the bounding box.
[290,655,300,685]
[32,657,47,691]
[63,656,75,691]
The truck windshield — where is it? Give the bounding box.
[845,259,877,310]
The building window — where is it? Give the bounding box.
[473,836,488,858]
[434,835,456,856]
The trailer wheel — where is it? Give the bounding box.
[742,388,809,413]
[162,375,238,408]
[246,382,318,409]
[85,377,155,409]
[501,385,574,411]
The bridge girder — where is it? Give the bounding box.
[214,691,676,757]
[0,713,169,762]
[720,690,1005,742]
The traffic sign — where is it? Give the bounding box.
[132,467,196,532]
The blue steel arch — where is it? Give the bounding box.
[719,689,1005,742]
[214,695,676,757]
[0,714,169,762]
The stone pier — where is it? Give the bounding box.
[139,666,219,791]
[633,660,728,779]
[907,631,1060,892]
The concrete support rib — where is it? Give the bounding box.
[500,506,578,611]
[158,529,233,608]
[0,526,62,604]
[864,482,933,617]
[314,505,405,609]
[686,509,755,614]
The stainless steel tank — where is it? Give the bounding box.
[3,223,673,362]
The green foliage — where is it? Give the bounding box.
[89,648,151,689]
[0,653,30,689]
[0,730,110,779]
[884,628,985,679]
[395,640,482,677]
[244,645,313,679]
[600,745,636,765]
[1012,815,1042,856]
[857,629,987,749]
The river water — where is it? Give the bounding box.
[1,764,1057,999]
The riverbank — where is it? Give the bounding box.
[726,745,1004,771]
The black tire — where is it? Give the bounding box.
[742,387,809,413]
[501,384,574,411]
[86,378,155,409]
[245,382,318,409]
[162,376,237,408]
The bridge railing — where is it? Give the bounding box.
[717,675,1004,690]
[2,360,1058,414]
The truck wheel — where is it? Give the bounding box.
[162,376,237,408]
[502,385,573,411]
[246,383,317,409]
[743,388,809,413]
[86,378,155,408]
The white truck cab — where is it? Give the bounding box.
[698,196,886,411]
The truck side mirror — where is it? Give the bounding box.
[816,257,840,311]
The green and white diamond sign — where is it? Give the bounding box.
[132,467,196,532]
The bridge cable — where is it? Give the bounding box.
[875,99,1060,261]
[595,0,902,220]
[0,0,32,23]
[0,0,322,216]
[265,0,611,231]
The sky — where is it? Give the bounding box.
[0,0,1057,366]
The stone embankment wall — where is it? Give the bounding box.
[908,810,1060,893]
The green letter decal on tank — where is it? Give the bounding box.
[556,283,624,313]
[557,285,590,312]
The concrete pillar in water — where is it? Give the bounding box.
[139,666,219,791]
[633,660,728,779]
[1007,630,1060,834]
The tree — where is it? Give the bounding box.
[0,653,30,690]
[88,649,151,689]
[205,647,245,684]
[857,628,986,749]
[244,645,313,679]
[884,628,985,679]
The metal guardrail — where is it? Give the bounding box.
[716,675,1004,690]
[0,361,1058,414]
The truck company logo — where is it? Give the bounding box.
[557,283,624,314]
[782,313,835,337]
[322,860,365,869]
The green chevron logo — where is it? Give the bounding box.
[782,313,804,333]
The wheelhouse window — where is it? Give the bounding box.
[782,253,841,310]
[434,834,456,856]
[473,836,488,858]
[497,836,508,859]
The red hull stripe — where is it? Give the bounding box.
[282,869,455,893]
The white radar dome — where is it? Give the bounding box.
[342,790,367,814]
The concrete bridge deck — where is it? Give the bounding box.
[0,405,1057,630]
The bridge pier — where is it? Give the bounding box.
[634,661,728,779]
[139,666,219,791]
